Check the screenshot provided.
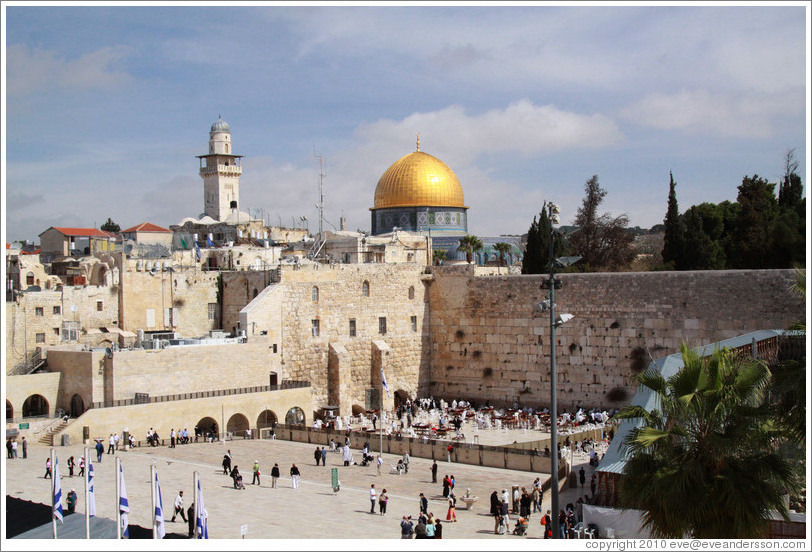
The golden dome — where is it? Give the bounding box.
[373,151,466,209]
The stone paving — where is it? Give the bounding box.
[4,428,603,541]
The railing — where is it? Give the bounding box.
[199,164,242,175]
[90,380,309,409]
[32,416,63,435]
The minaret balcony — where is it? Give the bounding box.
[199,164,243,176]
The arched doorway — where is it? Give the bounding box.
[394,390,410,409]
[22,394,48,418]
[227,413,249,437]
[6,400,13,420]
[285,407,306,427]
[69,394,85,418]
[351,404,366,416]
[196,416,218,441]
[256,410,277,431]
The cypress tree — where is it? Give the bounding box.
[661,172,684,269]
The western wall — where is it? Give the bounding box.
[427,266,804,410]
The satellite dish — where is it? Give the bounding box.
[124,244,133,254]
[105,347,114,359]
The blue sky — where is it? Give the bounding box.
[3,3,809,243]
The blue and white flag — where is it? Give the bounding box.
[53,454,64,523]
[119,463,129,538]
[195,477,208,539]
[87,460,96,517]
[194,240,201,262]
[154,471,166,539]
[381,366,391,397]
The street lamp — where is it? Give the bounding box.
[532,202,580,539]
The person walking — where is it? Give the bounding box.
[222,452,232,475]
[67,456,75,477]
[379,488,389,516]
[430,460,438,483]
[446,492,457,522]
[170,428,176,448]
[77,456,85,478]
[5,439,12,459]
[108,434,115,454]
[11,439,18,458]
[314,446,321,466]
[446,444,453,463]
[290,463,300,488]
[95,439,104,462]
[590,473,597,497]
[271,463,280,488]
[21,437,28,459]
[171,490,187,522]
[187,503,195,538]
[44,457,52,478]
[579,466,586,488]
[252,460,261,485]
[369,484,377,514]
[402,451,410,474]
[490,490,500,516]
[376,454,383,476]
[419,492,428,515]
[442,475,450,498]
[321,447,327,466]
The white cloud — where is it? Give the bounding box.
[6,44,132,96]
[618,89,803,138]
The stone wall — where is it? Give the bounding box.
[222,263,431,414]
[427,267,804,410]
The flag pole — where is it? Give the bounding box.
[193,471,199,539]
[151,464,157,539]
[84,446,90,538]
[380,377,383,456]
[51,448,57,539]
[116,456,121,539]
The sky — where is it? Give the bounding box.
[2,2,809,243]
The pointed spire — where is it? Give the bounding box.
[416,132,421,152]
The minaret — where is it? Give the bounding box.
[196,116,243,221]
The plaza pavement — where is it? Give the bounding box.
[3,427,601,542]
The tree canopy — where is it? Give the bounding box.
[100,217,121,233]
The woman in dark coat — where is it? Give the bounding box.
[442,475,450,498]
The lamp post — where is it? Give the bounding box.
[533,202,580,539]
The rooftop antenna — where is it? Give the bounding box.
[308,146,327,260]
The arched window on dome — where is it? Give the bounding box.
[362,280,370,297]
[408,286,415,300]
[312,286,319,302]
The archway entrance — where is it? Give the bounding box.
[256,410,277,430]
[22,394,48,418]
[6,400,13,420]
[351,404,366,416]
[227,413,250,437]
[196,416,218,441]
[69,394,85,418]
[394,389,410,409]
[285,407,306,427]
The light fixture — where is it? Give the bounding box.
[554,313,574,327]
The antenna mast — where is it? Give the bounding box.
[308,149,327,260]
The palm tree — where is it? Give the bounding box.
[432,249,447,266]
[458,235,483,264]
[493,242,512,274]
[614,344,796,538]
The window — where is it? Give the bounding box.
[26,272,34,286]
[96,301,104,311]
[62,322,80,342]
[53,306,61,315]
[146,308,156,328]
[408,286,415,300]
[312,286,319,302]
[53,327,60,336]
[208,303,217,321]
[36,333,45,343]
[349,319,356,337]
[378,317,387,335]
[35,307,44,316]
[362,280,370,297]
[411,315,417,332]
[311,319,320,337]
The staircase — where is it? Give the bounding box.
[38,420,69,446]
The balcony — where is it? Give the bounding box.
[199,164,242,176]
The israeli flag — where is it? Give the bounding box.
[195,478,209,539]
[194,240,201,262]
[381,366,391,397]
[154,471,166,539]
[87,460,96,517]
[119,463,129,538]
[53,454,64,522]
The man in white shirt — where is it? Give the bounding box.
[369,484,377,514]
[171,490,187,522]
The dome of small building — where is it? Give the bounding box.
[210,117,230,133]
[374,150,465,209]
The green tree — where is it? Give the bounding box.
[458,235,483,264]
[432,249,447,266]
[493,242,513,273]
[661,172,685,269]
[522,201,569,274]
[569,175,635,271]
[771,149,805,268]
[729,175,777,269]
[100,218,121,233]
[522,215,542,274]
[681,203,727,270]
[615,344,796,538]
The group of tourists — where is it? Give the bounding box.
[5,437,27,459]
[220,450,300,490]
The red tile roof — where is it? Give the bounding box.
[47,227,117,238]
[121,222,171,233]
